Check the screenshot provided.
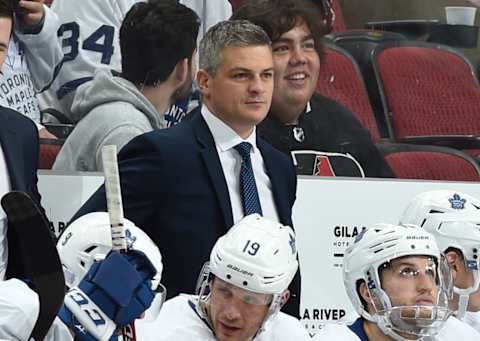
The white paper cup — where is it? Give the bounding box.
[445,6,477,26]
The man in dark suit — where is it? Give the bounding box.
[74,20,301,316]
[0,0,44,280]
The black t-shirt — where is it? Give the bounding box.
[258,93,394,178]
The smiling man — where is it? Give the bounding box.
[73,20,300,317]
[232,0,394,178]
[154,214,309,341]
[315,224,480,341]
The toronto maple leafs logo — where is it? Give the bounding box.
[289,233,296,255]
[125,229,137,250]
[448,193,466,210]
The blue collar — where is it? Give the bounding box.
[348,318,369,341]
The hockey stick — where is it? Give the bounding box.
[101,145,136,341]
[1,191,65,341]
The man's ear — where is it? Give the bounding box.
[196,69,211,97]
[280,290,290,307]
[359,282,373,307]
[446,250,461,278]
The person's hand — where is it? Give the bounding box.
[39,128,57,139]
[17,0,45,26]
[467,0,480,7]
[58,250,157,341]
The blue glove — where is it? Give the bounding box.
[59,250,157,340]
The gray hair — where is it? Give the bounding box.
[199,20,271,75]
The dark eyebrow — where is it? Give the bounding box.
[230,67,274,74]
[0,42,8,50]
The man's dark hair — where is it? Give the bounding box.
[0,0,14,21]
[120,1,200,86]
[231,0,324,60]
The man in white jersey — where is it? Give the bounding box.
[40,0,232,122]
[0,212,165,341]
[400,190,480,331]
[315,223,480,341]
[147,214,309,341]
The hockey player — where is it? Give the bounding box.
[400,190,480,331]
[0,212,164,340]
[315,223,480,340]
[149,214,310,341]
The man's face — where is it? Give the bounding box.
[198,44,274,138]
[380,256,439,308]
[270,20,320,123]
[207,278,271,341]
[0,17,11,69]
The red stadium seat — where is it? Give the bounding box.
[372,41,480,140]
[379,143,480,181]
[317,43,382,142]
[39,139,64,170]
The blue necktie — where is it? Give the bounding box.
[234,142,263,216]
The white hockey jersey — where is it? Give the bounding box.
[39,0,232,120]
[136,294,311,341]
[463,311,480,334]
[313,316,480,341]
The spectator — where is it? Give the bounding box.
[72,20,300,317]
[0,0,62,139]
[52,1,199,172]
[40,0,232,123]
[232,0,394,178]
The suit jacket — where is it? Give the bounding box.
[0,107,43,278]
[74,109,301,316]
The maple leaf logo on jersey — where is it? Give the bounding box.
[448,193,466,210]
[125,229,137,250]
[289,233,296,255]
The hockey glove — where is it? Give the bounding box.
[59,250,156,341]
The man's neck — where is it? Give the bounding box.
[140,83,173,116]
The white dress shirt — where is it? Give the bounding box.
[0,143,11,280]
[201,105,280,224]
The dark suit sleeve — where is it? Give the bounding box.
[71,133,165,237]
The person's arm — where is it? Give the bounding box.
[14,0,64,92]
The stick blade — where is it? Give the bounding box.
[1,191,65,340]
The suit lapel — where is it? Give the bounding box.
[0,116,25,190]
[191,111,233,228]
[258,137,291,225]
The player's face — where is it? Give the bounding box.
[208,278,270,341]
[270,19,320,123]
[452,258,480,311]
[380,256,439,308]
[0,17,11,69]
[197,45,274,139]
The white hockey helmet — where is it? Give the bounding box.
[400,190,480,227]
[400,190,480,317]
[196,214,298,324]
[57,212,163,291]
[343,223,453,341]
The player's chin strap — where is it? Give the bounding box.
[457,294,470,320]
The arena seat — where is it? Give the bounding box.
[39,138,64,170]
[317,42,383,142]
[378,143,480,181]
[372,41,480,142]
